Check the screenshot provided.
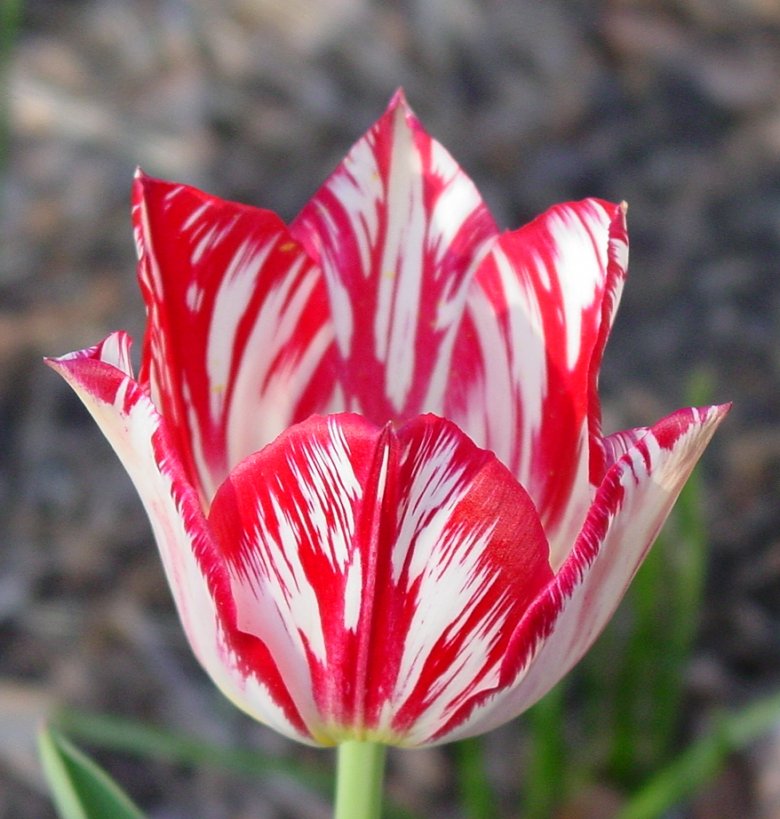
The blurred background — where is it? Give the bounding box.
[2,0,780,816]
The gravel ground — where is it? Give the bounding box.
[2,1,780,817]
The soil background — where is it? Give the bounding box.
[2,1,780,817]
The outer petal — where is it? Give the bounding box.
[133,171,336,504]
[450,199,629,568]
[290,91,498,426]
[437,403,729,743]
[208,413,552,745]
[46,335,317,745]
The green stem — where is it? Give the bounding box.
[334,741,387,819]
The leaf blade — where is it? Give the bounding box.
[38,723,144,819]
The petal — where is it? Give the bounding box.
[437,403,729,743]
[382,415,552,745]
[46,335,316,745]
[209,413,384,745]
[207,412,552,745]
[290,91,498,426]
[133,171,336,504]
[602,425,650,467]
[450,199,629,567]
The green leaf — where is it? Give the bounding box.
[52,707,331,792]
[51,708,420,819]
[616,689,780,819]
[38,723,144,819]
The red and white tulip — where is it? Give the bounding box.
[48,92,727,747]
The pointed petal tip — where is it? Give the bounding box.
[611,201,629,253]
[132,167,174,202]
[133,167,176,189]
[701,401,732,427]
[44,331,134,373]
[132,167,152,206]
[586,197,627,230]
[653,401,731,451]
[132,166,158,195]
[385,88,422,131]
[388,87,410,110]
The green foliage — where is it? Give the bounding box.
[522,680,566,819]
[604,374,715,785]
[455,736,501,819]
[38,724,144,819]
[50,709,417,819]
[52,707,332,793]
[516,454,708,815]
[0,0,22,177]
[617,689,780,819]
[517,370,777,817]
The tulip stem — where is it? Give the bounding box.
[334,740,386,819]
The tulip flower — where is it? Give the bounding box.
[48,92,726,796]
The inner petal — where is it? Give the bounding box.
[207,412,552,744]
[291,92,498,427]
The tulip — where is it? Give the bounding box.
[48,92,727,762]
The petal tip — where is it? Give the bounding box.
[385,88,422,132]
[388,87,410,111]
[44,331,134,377]
[696,400,732,437]
[684,400,732,433]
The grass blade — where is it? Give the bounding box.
[38,723,145,819]
[52,708,420,819]
[53,707,331,791]
[522,680,567,818]
[454,736,499,819]
[0,0,22,177]
[616,689,780,819]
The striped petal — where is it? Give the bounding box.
[133,171,336,505]
[450,199,629,568]
[46,335,320,743]
[438,403,729,743]
[49,94,730,754]
[290,91,498,426]
[207,412,552,745]
[381,415,552,745]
